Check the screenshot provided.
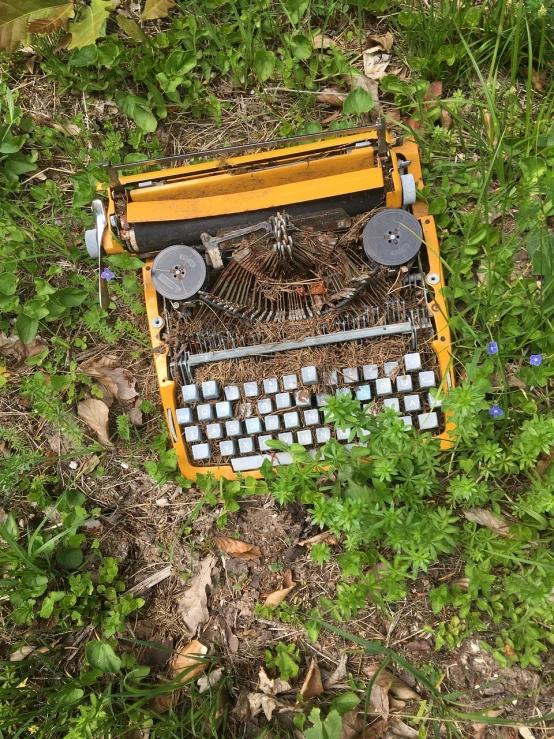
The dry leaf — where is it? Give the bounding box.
[258,667,291,696]
[175,554,216,636]
[440,108,452,130]
[299,658,324,702]
[362,51,390,80]
[215,536,261,560]
[340,709,364,739]
[322,111,342,124]
[525,67,547,93]
[407,116,423,131]
[463,508,512,537]
[0,332,47,364]
[141,0,176,20]
[367,32,393,52]
[299,531,338,547]
[388,698,406,712]
[247,693,282,720]
[169,639,208,682]
[326,653,348,687]
[282,569,295,588]
[29,112,79,136]
[316,87,347,107]
[424,81,443,99]
[365,666,419,701]
[27,4,75,34]
[518,728,535,739]
[197,666,225,693]
[148,693,173,713]
[312,33,334,49]
[370,684,389,721]
[263,569,296,607]
[80,355,138,402]
[10,646,34,661]
[78,398,112,446]
[127,403,143,426]
[388,719,419,738]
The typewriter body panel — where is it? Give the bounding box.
[91,124,454,480]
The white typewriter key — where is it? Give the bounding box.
[275,392,292,410]
[245,418,262,435]
[206,423,224,440]
[197,404,214,422]
[215,401,233,419]
[356,385,372,402]
[238,437,254,454]
[324,370,338,386]
[384,398,400,413]
[243,382,259,397]
[358,428,371,440]
[231,455,265,472]
[336,387,351,398]
[301,366,318,385]
[224,385,241,402]
[396,375,413,393]
[201,381,219,400]
[404,353,422,372]
[428,390,443,408]
[384,361,399,377]
[315,427,331,444]
[265,415,281,432]
[294,389,312,407]
[375,378,393,395]
[400,416,413,427]
[191,443,211,461]
[297,429,313,446]
[418,412,439,430]
[278,432,294,445]
[219,440,236,456]
[274,452,293,466]
[263,378,279,394]
[258,435,273,451]
[342,367,359,383]
[225,420,242,437]
[185,425,202,443]
[304,409,320,426]
[404,394,421,412]
[182,384,200,403]
[362,364,379,381]
[282,374,298,391]
[315,393,329,407]
[336,427,351,441]
[284,411,300,429]
[419,371,436,389]
[257,398,273,415]
[176,407,193,425]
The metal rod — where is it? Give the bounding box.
[185,320,414,367]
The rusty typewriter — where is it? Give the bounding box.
[85,120,454,480]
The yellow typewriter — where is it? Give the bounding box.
[86,121,454,480]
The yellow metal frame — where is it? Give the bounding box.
[108,132,455,481]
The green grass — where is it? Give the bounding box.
[1,0,554,735]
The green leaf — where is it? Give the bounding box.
[343,87,374,116]
[283,0,309,25]
[85,640,121,673]
[330,691,360,716]
[58,489,86,512]
[291,33,311,60]
[0,0,72,53]
[253,49,275,83]
[67,0,115,50]
[22,573,49,597]
[16,313,38,344]
[164,49,196,76]
[69,44,98,66]
[22,298,50,320]
[116,14,147,42]
[106,252,144,270]
[55,685,85,707]
[56,287,88,307]
[39,596,55,618]
[56,547,84,569]
[0,272,17,296]
[34,277,56,296]
[428,196,447,215]
[2,512,19,541]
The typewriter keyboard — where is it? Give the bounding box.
[176,351,445,472]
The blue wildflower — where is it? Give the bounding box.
[488,405,504,418]
[487,341,499,355]
[101,268,115,281]
[530,354,543,366]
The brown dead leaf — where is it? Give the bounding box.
[10,646,34,661]
[317,87,347,107]
[27,3,74,33]
[407,116,423,131]
[175,554,216,636]
[79,454,101,475]
[388,719,419,738]
[463,508,512,537]
[424,81,443,100]
[247,693,283,720]
[440,108,452,130]
[517,728,535,739]
[365,666,419,701]
[524,67,547,93]
[282,569,295,589]
[370,684,389,721]
[340,709,364,739]
[29,112,80,137]
[299,531,338,548]
[263,569,296,606]
[536,448,554,476]
[299,658,324,702]
[79,355,138,402]
[452,577,470,591]
[312,33,334,49]
[326,653,348,687]
[388,698,406,712]
[362,50,390,80]
[78,398,112,446]
[367,32,393,53]
[322,111,342,124]
[127,403,143,426]
[0,332,47,364]
[258,667,291,696]
[197,666,225,693]
[148,693,173,713]
[215,537,261,560]
[169,640,208,682]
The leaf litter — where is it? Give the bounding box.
[175,553,216,637]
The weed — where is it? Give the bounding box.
[266,641,300,680]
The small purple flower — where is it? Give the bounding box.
[101,268,115,281]
[530,354,543,366]
[487,341,499,355]
[488,405,504,418]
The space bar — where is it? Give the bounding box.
[231,453,293,472]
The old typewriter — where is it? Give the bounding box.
[85,120,454,480]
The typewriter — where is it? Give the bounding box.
[85,120,454,480]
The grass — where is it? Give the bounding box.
[1,0,554,736]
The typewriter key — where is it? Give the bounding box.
[362,209,423,266]
[151,245,206,300]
